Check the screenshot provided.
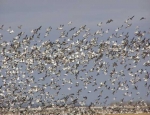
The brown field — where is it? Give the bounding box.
[111,113,150,115]
[0,112,150,115]
[1,113,150,115]
[0,107,150,115]
[86,113,150,115]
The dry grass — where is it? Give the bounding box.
[1,112,150,115]
[109,113,150,115]
[90,113,150,115]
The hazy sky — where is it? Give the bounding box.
[0,0,150,106]
[0,0,150,29]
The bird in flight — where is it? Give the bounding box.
[140,17,146,20]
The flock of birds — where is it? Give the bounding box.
[0,16,150,114]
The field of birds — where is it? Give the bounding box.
[0,16,150,115]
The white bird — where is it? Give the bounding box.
[14,36,19,40]
[9,30,14,34]
[85,28,90,32]
[105,29,109,34]
[115,28,119,32]
[0,33,3,40]
[44,32,49,38]
[97,22,102,27]
[134,30,139,34]
[57,27,63,30]
[124,19,129,24]
[46,27,52,32]
[7,27,11,32]
[136,26,139,30]
[0,25,4,30]
[31,29,35,34]
[68,86,72,90]
[88,91,91,93]
[68,21,72,25]
[18,25,22,29]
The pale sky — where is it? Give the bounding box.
[0,0,150,29]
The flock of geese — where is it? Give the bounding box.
[0,16,150,114]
